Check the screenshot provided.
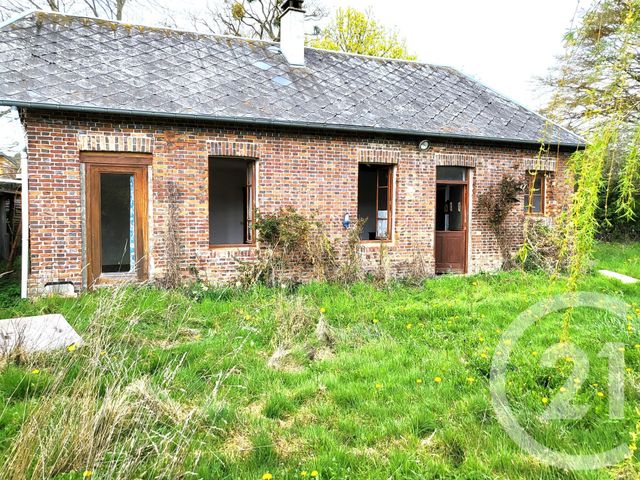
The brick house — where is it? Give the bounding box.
[0,3,583,297]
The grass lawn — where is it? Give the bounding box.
[593,241,640,279]
[0,243,639,479]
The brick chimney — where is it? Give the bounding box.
[280,0,305,66]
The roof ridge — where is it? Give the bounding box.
[0,8,38,30]
[3,9,281,46]
[10,9,456,70]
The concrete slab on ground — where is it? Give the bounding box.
[0,314,82,353]
[598,269,639,285]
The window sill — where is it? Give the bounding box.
[359,239,394,247]
[209,244,257,250]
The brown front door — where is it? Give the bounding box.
[435,173,468,273]
[83,153,149,288]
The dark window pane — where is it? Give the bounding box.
[378,187,388,210]
[100,173,134,273]
[358,165,377,240]
[436,166,466,181]
[532,195,542,213]
[378,169,389,187]
[524,172,544,214]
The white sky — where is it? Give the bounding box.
[156,0,591,110]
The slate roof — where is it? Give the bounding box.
[0,11,584,147]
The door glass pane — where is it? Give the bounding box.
[100,173,135,273]
[436,185,464,231]
[448,185,464,231]
[436,185,446,231]
[436,166,466,181]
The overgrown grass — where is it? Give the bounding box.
[0,244,639,479]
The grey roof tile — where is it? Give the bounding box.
[0,11,584,146]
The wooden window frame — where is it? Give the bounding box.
[208,157,257,249]
[524,171,545,216]
[359,164,394,243]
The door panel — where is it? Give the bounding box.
[85,161,148,288]
[435,183,468,273]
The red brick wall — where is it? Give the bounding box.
[23,110,574,294]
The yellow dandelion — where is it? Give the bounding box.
[406,323,413,330]
[480,352,488,359]
[597,391,605,398]
[244,315,252,321]
[99,350,107,357]
[311,471,319,478]
[467,376,475,383]
[478,336,485,343]
[31,369,40,375]
[626,368,632,374]
[83,472,93,479]
[319,307,326,314]
[434,376,442,383]
[301,472,308,478]
[635,344,640,350]
[67,344,77,352]
[495,328,502,334]
[372,318,379,324]
[416,378,423,385]
[592,383,599,388]
[531,351,538,356]
[542,397,549,405]
[262,473,273,480]
[375,383,382,390]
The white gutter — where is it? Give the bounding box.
[20,136,28,299]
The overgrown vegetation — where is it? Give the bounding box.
[239,207,370,287]
[0,244,638,479]
[477,175,523,267]
[518,221,571,274]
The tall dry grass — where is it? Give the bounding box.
[0,287,240,479]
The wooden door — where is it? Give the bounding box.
[83,154,149,288]
[435,182,468,273]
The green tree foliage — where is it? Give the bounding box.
[543,0,640,250]
[551,0,640,279]
[542,0,639,134]
[310,7,416,60]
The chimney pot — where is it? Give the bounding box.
[280,0,305,66]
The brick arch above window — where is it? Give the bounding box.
[357,147,401,165]
[208,140,260,159]
[77,134,154,153]
[523,156,557,172]
[431,153,477,168]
